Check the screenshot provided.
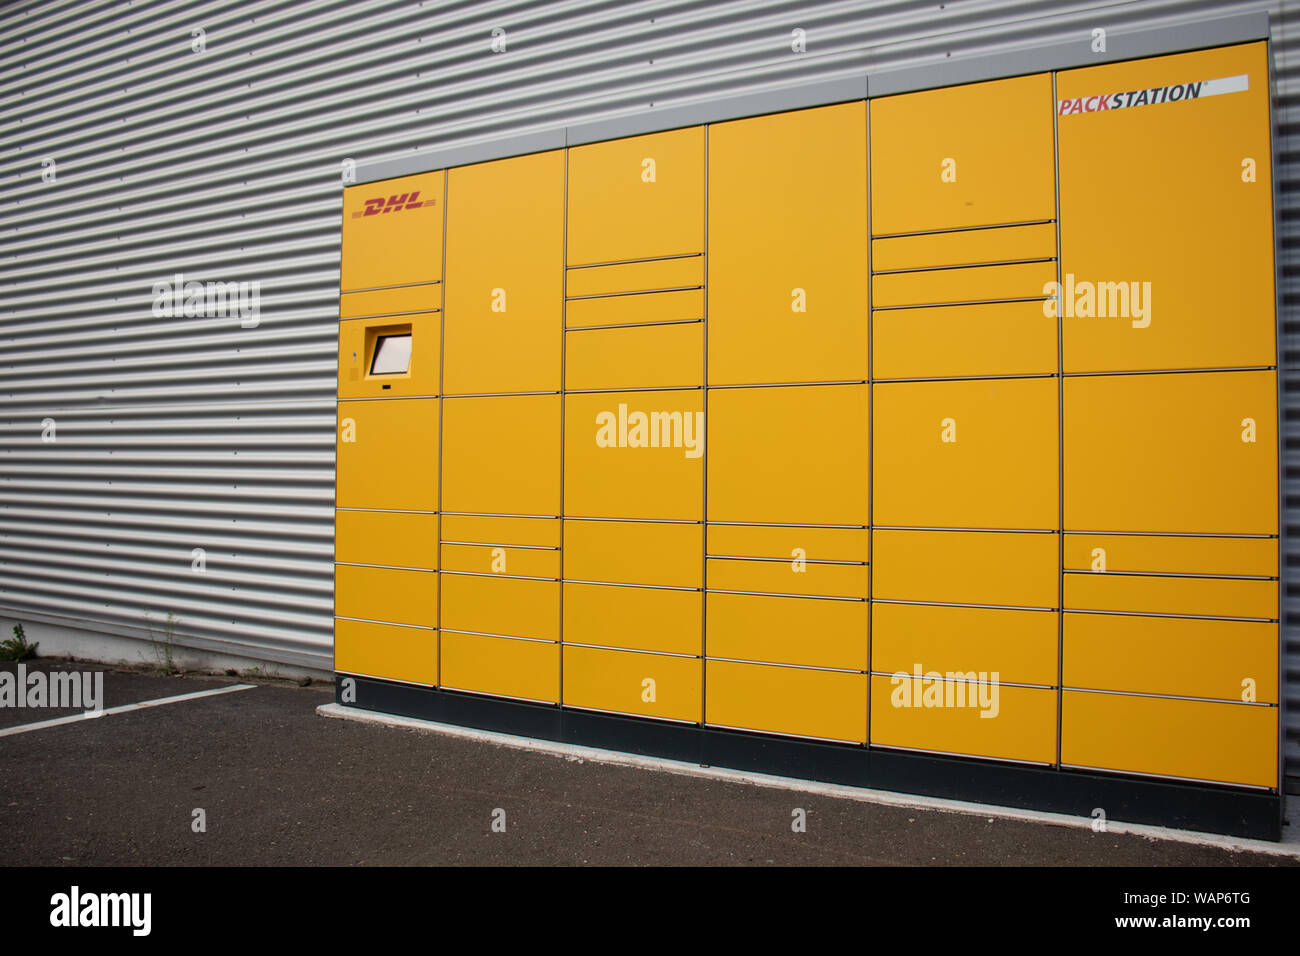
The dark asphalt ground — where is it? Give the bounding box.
[0,658,1296,867]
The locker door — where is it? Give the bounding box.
[567,127,705,265]
[708,102,869,385]
[873,378,1058,530]
[564,390,704,520]
[334,619,437,686]
[341,171,444,291]
[709,384,868,526]
[1064,370,1277,535]
[1058,42,1275,373]
[336,399,439,511]
[706,662,867,743]
[441,394,561,517]
[1062,690,1276,787]
[444,150,564,394]
[870,73,1055,234]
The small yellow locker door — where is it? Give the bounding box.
[708,384,867,526]
[564,390,704,520]
[441,394,561,517]
[708,102,869,385]
[566,126,705,265]
[1064,370,1277,535]
[1058,42,1275,373]
[873,378,1058,530]
[444,150,564,394]
[341,171,444,291]
[870,73,1056,234]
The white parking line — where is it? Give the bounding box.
[0,684,257,737]
[318,702,1299,858]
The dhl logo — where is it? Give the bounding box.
[350,191,437,219]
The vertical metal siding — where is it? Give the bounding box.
[1,0,1296,786]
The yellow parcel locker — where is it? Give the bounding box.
[563,582,702,655]
[335,564,437,628]
[440,632,559,703]
[439,543,560,579]
[870,676,1056,764]
[563,645,701,722]
[708,102,869,385]
[338,313,440,401]
[336,398,439,511]
[1063,613,1278,703]
[707,661,867,743]
[871,602,1057,688]
[1063,533,1276,577]
[567,126,705,265]
[563,519,701,589]
[705,557,867,599]
[1065,573,1276,620]
[706,591,868,671]
[441,394,561,517]
[872,529,1058,608]
[873,301,1057,380]
[440,573,559,641]
[873,378,1058,530]
[870,73,1055,234]
[335,510,438,570]
[564,390,704,520]
[1064,370,1277,534]
[707,524,867,563]
[341,170,444,291]
[444,150,564,394]
[334,618,437,686]
[1058,43,1276,373]
[565,323,704,391]
[1062,690,1276,787]
[709,384,867,525]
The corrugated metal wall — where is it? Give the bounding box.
[1,0,1296,786]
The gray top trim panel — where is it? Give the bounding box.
[870,11,1269,96]
[564,75,868,147]
[355,10,1268,186]
[358,129,567,186]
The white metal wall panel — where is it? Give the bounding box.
[1,0,1297,785]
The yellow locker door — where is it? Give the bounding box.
[564,390,704,520]
[334,618,437,686]
[336,399,439,511]
[708,384,867,526]
[444,150,564,394]
[708,102,868,385]
[870,73,1055,234]
[706,661,867,743]
[567,126,705,265]
[341,171,444,291]
[1064,370,1277,534]
[1058,43,1276,373]
[873,378,1057,530]
[1062,690,1276,787]
[441,394,561,517]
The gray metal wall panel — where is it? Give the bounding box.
[1,0,1296,788]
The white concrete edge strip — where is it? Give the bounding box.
[0,684,257,737]
[318,702,1299,859]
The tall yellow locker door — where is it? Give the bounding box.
[444,150,564,395]
[1057,43,1275,373]
[708,102,868,385]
